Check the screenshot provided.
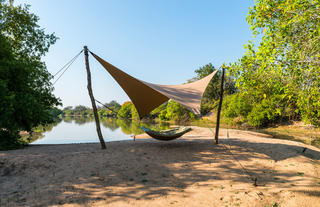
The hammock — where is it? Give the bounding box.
[141,126,192,141]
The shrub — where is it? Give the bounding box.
[117,101,139,120]
[223,94,251,119]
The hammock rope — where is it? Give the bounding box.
[94,98,119,115]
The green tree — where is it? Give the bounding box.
[106,100,121,110]
[102,100,121,116]
[48,107,63,118]
[0,1,59,149]
[189,63,236,114]
[150,102,168,118]
[117,101,139,120]
[62,106,73,116]
[228,0,320,127]
[73,105,89,116]
[162,100,196,122]
[0,0,57,58]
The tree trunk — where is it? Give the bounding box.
[84,46,106,149]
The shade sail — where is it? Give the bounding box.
[91,52,218,119]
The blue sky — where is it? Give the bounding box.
[17,0,254,108]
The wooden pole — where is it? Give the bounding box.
[84,46,106,149]
[214,67,225,144]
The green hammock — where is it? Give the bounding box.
[141,126,192,141]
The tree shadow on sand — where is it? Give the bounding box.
[1,136,320,206]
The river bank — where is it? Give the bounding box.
[1,127,320,207]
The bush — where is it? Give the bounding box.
[297,91,320,126]
[0,130,25,150]
[200,100,217,115]
[223,94,251,119]
[222,93,290,127]
[162,100,196,122]
[117,101,139,120]
[159,110,168,121]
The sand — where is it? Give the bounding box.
[1,127,320,207]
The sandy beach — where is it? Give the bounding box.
[1,127,320,207]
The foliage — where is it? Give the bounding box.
[0,36,58,149]
[116,100,196,123]
[101,118,119,131]
[73,105,90,115]
[117,101,139,120]
[159,100,196,122]
[227,0,320,127]
[150,102,168,118]
[99,100,121,117]
[48,107,63,118]
[223,94,251,121]
[188,63,236,115]
[0,0,57,58]
[0,0,59,149]
[106,100,121,110]
[116,118,170,135]
[61,101,121,118]
[62,106,74,116]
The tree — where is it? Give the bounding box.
[73,105,89,116]
[48,107,63,118]
[228,0,320,127]
[0,1,59,149]
[103,100,121,115]
[189,63,236,114]
[117,101,139,120]
[158,100,195,122]
[63,106,73,111]
[0,0,57,59]
[106,100,121,110]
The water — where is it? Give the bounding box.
[28,117,320,148]
[30,117,170,145]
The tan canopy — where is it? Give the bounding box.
[91,52,218,119]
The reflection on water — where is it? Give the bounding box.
[30,117,170,145]
[27,116,320,148]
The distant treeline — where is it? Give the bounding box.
[61,100,121,118]
[60,100,196,122]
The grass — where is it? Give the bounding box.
[255,124,320,148]
[196,115,320,149]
